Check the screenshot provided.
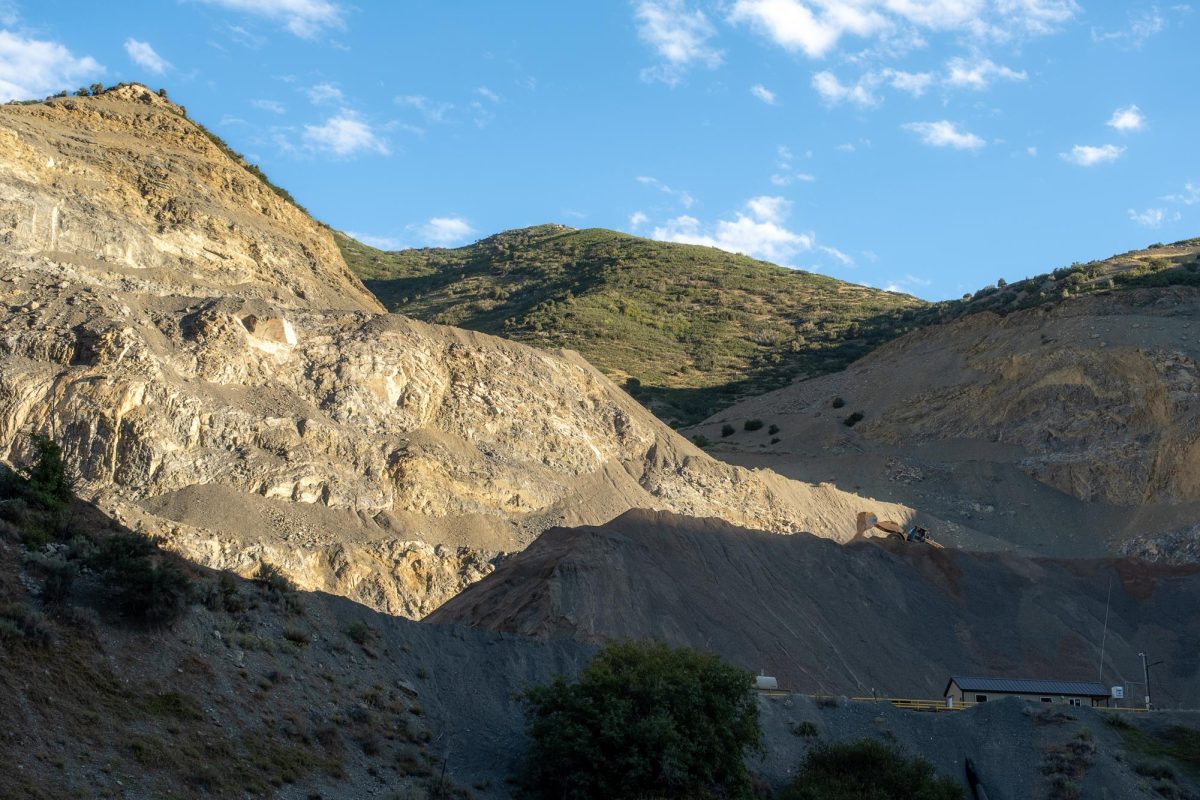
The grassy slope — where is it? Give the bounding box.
[337,225,926,425]
[340,229,1200,426]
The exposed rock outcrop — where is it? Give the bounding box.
[0,86,912,615]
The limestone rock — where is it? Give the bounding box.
[0,87,911,616]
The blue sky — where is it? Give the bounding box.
[1,1,1197,299]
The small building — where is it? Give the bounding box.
[944,676,1111,707]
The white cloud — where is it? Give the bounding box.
[419,217,475,246]
[1106,104,1145,133]
[812,70,878,106]
[1092,7,1166,48]
[252,98,286,114]
[1060,144,1124,166]
[635,0,722,85]
[771,172,816,186]
[636,175,695,208]
[902,120,985,150]
[1027,145,1038,156]
[0,30,102,101]
[306,82,343,105]
[883,273,932,293]
[0,2,17,26]
[811,66,935,106]
[751,83,776,104]
[887,68,934,95]
[476,85,500,103]
[820,244,854,265]
[194,0,344,38]
[395,94,454,123]
[1127,208,1178,228]
[944,56,1026,89]
[123,38,169,74]
[1163,181,1200,206]
[344,230,404,249]
[728,0,1077,59]
[651,195,816,264]
[729,0,886,58]
[630,211,649,228]
[302,111,389,156]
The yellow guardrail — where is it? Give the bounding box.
[772,694,1151,713]
[850,696,976,712]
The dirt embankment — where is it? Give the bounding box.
[429,509,1200,706]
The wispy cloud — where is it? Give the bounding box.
[124,38,170,74]
[344,230,404,249]
[302,111,389,157]
[728,0,1078,59]
[636,175,695,209]
[903,120,986,151]
[944,56,1026,89]
[635,0,722,85]
[651,195,817,264]
[306,81,343,105]
[419,216,475,246]
[476,85,501,103]
[395,94,454,123]
[252,98,286,114]
[1127,208,1179,228]
[0,30,103,101]
[1106,104,1145,133]
[770,143,816,186]
[811,67,934,107]
[1162,181,1200,206]
[1092,6,1166,48]
[750,83,776,104]
[194,0,345,39]
[630,211,649,228]
[1060,144,1124,166]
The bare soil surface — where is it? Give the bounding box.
[430,509,1200,706]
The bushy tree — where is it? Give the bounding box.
[22,435,73,512]
[520,640,762,800]
[780,739,963,800]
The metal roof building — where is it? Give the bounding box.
[945,676,1111,707]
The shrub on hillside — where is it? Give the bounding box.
[721,423,736,437]
[780,738,962,800]
[518,640,762,800]
[90,532,190,625]
[744,419,764,432]
[843,412,864,428]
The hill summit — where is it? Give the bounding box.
[337,225,926,425]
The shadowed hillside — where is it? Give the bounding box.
[429,509,1200,705]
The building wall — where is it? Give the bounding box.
[946,682,1104,707]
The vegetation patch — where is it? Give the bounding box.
[338,226,926,425]
[779,737,962,800]
[518,640,762,799]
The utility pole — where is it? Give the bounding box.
[1139,652,1165,710]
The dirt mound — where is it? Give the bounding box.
[687,288,1200,558]
[429,509,1200,705]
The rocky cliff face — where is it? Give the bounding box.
[0,85,910,616]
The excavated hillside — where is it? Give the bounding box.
[687,286,1200,559]
[430,509,1200,707]
[0,85,919,618]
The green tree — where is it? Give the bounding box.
[520,640,762,800]
[23,436,72,512]
[780,739,963,800]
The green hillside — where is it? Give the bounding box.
[337,225,927,425]
[338,226,1200,426]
